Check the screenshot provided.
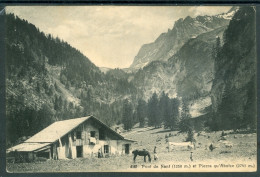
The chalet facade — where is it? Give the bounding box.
[7,116,134,161]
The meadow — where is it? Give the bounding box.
[6,127,257,172]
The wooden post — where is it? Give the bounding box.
[56,130,62,147]
[129,144,132,155]
[123,145,125,155]
[53,144,57,160]
[68,133,73,159]
[49,149,52,159]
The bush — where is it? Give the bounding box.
[186,128,195,142]
[221,130,227,137]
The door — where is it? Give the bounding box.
[125,144,130,154]
[76,146,83,158]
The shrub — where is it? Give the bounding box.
[186,128,195,143]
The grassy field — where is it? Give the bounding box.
[6,127,257,172]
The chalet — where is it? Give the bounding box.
[7,116,135,161]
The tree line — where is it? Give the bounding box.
[122,92,193,133]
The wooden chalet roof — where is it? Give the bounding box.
[8,116,135,152]
[25,116,92,143]
[7,143,51,152]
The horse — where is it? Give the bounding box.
[132,149,151,163]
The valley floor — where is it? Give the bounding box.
[6,127,257,172]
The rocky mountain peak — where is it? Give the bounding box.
[227,6,239,13]
[216,6,239,20]
[173,18,184,27]
[183,15,193,23]
[130,8,234,70]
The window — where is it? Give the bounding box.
[90,131,96,138]
[76,131,82,139]
[99,128,105,140]
[104,145,109,154]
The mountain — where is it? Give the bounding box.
[5,6,256,145]
[130,7,237,71]
[216,6,239,20]
[5,14,138,144]
[131,25,228,117]
[209,6,256,130]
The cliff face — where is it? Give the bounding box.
[130,10,234,70]
[132,25,227,117]
[131,7,256,123]
[210,7,256,130]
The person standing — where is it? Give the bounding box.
[154,146,158,161]
[98,148,102,158]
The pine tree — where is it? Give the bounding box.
[179,102,192,132]
[159,92,170,129]
[243,78,257,130]
[169,98,180,130]
[122,99,133,130]
[218,87,244,130]
[186,127,195,143]
[137,99,147,128]
[37,104,55,130]
[148,92,160,128]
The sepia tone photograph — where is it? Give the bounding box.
[3,5,257,172]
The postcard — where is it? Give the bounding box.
[3,5,257,172]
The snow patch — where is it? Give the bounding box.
[217,8,238,20]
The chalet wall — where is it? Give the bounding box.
[53,119,133,159]
[117,140,132,155]
[9,117,134,161]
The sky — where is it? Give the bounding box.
[6,6,232,68]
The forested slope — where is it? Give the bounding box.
[5,14,137,145]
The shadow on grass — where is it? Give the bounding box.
[136,127,157,133]
[229,129,257,135]
[151,129,173,134]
